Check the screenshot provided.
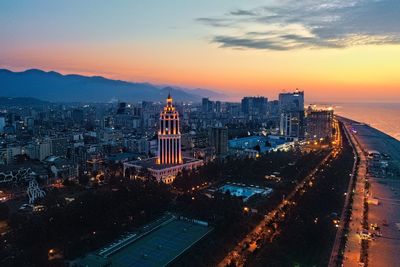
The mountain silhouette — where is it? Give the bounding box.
[0,69,220,102]
[0,96,49,106]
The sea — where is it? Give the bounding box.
[331,102,400,141]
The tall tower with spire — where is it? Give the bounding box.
[124,93,203,183]
[157,94,182,165]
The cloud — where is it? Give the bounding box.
[196,17,231,28]
[197,0,400,50]
[229,9,257,16]
[213,35,296,51]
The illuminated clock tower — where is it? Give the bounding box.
[157,94,182,165]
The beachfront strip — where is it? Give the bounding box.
[338,118,400,267]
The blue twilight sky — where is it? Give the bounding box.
[1,1,249,44]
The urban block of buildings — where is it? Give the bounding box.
[0,89,335,188]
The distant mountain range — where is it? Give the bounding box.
[0,69,226,103]
[0,96,49,106]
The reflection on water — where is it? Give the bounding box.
[333,103,400,141]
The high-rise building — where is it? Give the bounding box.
[279,89,305,138]
[268,100,280,117]
[306,108,334,140]
[2,146,22,164]
[280,113,303,138]
[157,94,182,165]
[0,116,5,133]
[117,102,128,115]
[226,103,241,116]
[215,101,222,113]
[202,98,214,113]
[25,141,51,161]
[26,117,34,130]
[279,90,304,112]
[209,127,228,156]
[102,116,113,128]
[124,95,203,184]
[72,109,84,124]
[241,97,268,116]
[51,137,69,157]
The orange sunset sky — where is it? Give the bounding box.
[1,0,400,102]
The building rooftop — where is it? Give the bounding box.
[127,157,202,170]
[106,152,139,163]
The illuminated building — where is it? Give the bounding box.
[241,96,268,116]
[157,94,182,164]
[123,95,203,184]
[202,98,214,113]
[306,107,334,140]
[209,127,228,156]
[279,89,305,139]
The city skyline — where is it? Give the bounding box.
[1,0,400,103]
[1,2,400,266]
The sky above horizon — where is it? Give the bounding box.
[1,0,400,102]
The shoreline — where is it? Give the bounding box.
[337,115,400,142]
[311,102,400,141]
[339,116,400,267]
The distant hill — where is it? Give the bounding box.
[185,88,227,100]
[0,69,224,103]
[156,85,227,100]
[0,96,49,106]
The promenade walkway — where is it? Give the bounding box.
[341,119,400,267]
[341,119,367,267]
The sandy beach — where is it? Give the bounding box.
[343,118,400,267]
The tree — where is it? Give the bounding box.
[4,179,173,265]
[78,174,89,185]
[14,154,30,164]
[0,202,9,220]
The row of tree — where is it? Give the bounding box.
[0,179,173,266]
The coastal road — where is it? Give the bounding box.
[342,119,400,267]
[340,119,368,267]
[328,118,359,267]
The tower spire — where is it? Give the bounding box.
[166,93,173,108]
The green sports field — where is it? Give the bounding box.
[109,219,211,267]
